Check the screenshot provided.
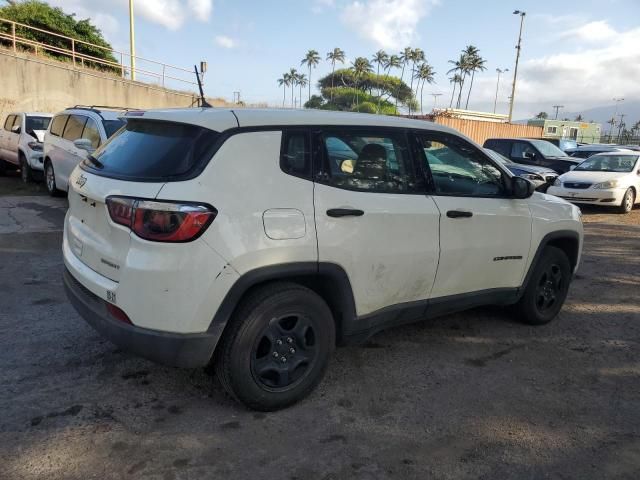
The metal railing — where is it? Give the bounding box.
[0,17,197,89]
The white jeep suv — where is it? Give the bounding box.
[63,109,583,411]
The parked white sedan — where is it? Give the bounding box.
[547,152,640,213]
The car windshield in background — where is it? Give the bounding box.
[25,116,51,132]
[484,148,513,165]
[103,119,126,138]
[86,119,219,179]
[530,140,567,157]
[575,155,638,172]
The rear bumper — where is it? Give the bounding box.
[63,268,220,368]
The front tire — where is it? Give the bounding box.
[216,282,335,411]
[618,188,635,214]
[20,154,33,183]
[44,161,62,197]
[515,246,571,325]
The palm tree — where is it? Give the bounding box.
[351,57,373,108]
[297,73,308,108]
[301,49,321,102]
[464,49,486,109]
[381,54,401,113]
[408,48,425,112]
[447,53,471,108]
[326,47,346,102]
[449,74,462,108]
[371,49,389,112]
[396,47,413,110]
[414,63,436,114]
[288,68,298,108]
[277,73,289,107]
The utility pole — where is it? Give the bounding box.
[508,10,526,123]
[493,68,509,113]
[552,105,564,120]
[611,97,624,138]
[129,0,136,81]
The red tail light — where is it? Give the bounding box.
[106,196,216,242]
[106,303,132,324]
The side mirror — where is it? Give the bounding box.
[11,125,20,134]
[570,165,576,171]
[524,151,536,160]
[340,159,355,174]
[512,176,535,199]
[73,138,95,153]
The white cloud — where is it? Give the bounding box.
[560,20,616,42]
[46,0,213,31]
[340,0,439,49]
[466,22,640,118]
[214,35,236,49]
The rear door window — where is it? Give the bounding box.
[63,115,87,142]
[3,115,16,131]
[281,131,311,178]
[82,118,101,148]
[49,115,68,137]
[86,119,219,180]
[511,142,536,159]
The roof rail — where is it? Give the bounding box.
[71,105,134,112]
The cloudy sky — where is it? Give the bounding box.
[30,0,640,119]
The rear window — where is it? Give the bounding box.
[85,119,219,180]
[49,115,68,136]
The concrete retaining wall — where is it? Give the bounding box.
[0,50,204,119]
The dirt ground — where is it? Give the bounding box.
[0,172,639,479]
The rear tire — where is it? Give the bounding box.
[215,282,335,411]
[515,246,571,325]
[618,188,635,214]
[20,154,33,183]
[44,161,62,197]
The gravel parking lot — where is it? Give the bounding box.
[1,172,639,480]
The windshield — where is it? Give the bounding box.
[575,155,638,173]
[484,148,513,165]
[530,140,567,157]
[103,119,126,138]
[85,119,219,180]
[25,116,51,132]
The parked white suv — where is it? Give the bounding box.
[0,112,52,181]
[63,109,584,410]
[43,106,126,195]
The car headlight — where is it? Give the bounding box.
[592,180,620,189]
[553,178,562,187]
[27,141,43,152]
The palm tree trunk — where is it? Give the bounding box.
[330,61,335,102]
[450,82,456,108]
[376,63,381,113]
[300,85,303,108]
[465,70,476,110]
[420,79,425,114]
[291,85,294,108]
[308,66,312,102]
[282,85,286,107]
[457,73,466,108]
[409,62,415,114]
[395,64,406,111]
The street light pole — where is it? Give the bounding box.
[508,10,526,123]
[493,68,508,113]
[430,93,443,111]
[552,105,564,120]
[129,0,136,81]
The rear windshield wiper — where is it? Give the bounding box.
[86,154,104,169]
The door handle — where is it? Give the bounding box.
[447,210,473,218]
[326,208,365,218]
